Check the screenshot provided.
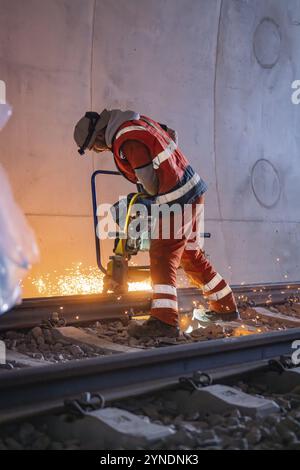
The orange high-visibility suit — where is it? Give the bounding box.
[113,117,237,326]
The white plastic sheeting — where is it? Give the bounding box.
[0,99,38,313]
[0,163,38,313]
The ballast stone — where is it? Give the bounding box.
[174,384,280,417]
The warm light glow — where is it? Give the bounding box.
[128,281,152,292]
[233,326,258,337]
[179,312,203,334]
[179,314,192,330]
[30,262,152,296]
[31,263,104,296]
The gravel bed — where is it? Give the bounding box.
[0,324,105,364]
[0,421,82,450]
[86,305,300,349]
[84,320,241,349]
[1,303,299,364]
[272,302,300,319]
[1,380,300,450]
[240,307,298,330]
[1,303,300,450]
[0,318,257,366]
[114,383,300,450]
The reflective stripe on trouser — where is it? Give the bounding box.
[150,195,237,325]
[150,235,183,325]
[151,287,178,320]
[150,201,203,326]
[150,205,192,325]
[180,253,237,314]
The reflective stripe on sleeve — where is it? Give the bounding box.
[152,140,177,169]
[115,126,146,140]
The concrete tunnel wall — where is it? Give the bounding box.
[0,0,299,297]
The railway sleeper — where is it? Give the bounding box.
[247,366,300,394]
[166,384,279,418]
[43,407,176,449]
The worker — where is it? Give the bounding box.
[74,109,240,337]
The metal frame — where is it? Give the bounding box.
[91,169,120,274]
[91,170,149,275]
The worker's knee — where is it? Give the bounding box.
[181,248,204,265]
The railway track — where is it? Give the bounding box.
[0,282,300,331]
[0,327,299,419]
[1,281,300,367]
[0,282,300,449]
[0,328,300,449]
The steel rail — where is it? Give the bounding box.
[0,291,152,331]
[0,282,299,331]
[0,328,299,419]
[0,361,269,425]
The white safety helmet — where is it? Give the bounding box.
[74,109,110,155]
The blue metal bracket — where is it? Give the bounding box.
[91,170,150,276]
[91,169,120,274]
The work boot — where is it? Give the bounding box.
[128,317,180,338]
[205,310,241,322]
